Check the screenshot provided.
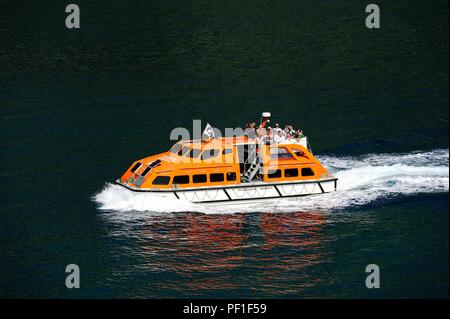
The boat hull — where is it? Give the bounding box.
[115,178,337,204]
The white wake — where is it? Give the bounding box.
[93,149,449,213]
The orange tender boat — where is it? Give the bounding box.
[116,123,338,205]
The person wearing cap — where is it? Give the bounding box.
[273,129,283,144]
[273,123,282,134]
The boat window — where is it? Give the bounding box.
[301,167,315,176]
[210,173,224,182]
[141,167,151,176]
[201,149,220,160]
[223,149,233,155]
[193,174,207,183]
[267,169,282,178]
[178,146,190,156]
[270,147,294,159]
[173,175,190,184]
[292,148,308,158]
[170,143,183,154]
[130,162,141,173]
[152,176,171,185]
[226,172,237,181]
[148,159,161,169]
[285,168,299,177]
[187,148,201,158]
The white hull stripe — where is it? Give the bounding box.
[116,179,337,204]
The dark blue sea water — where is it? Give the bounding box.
[1,1,448,298]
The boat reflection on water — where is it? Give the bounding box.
[99,210,329,297]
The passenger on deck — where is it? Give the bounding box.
[244,122,257,139]
[258,127,271,145]
[273,129,283,144]
[284,125,293,139]
[256,124,266,138]
[273,123,282,135]
[263,131,271,145]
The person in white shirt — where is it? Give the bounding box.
[273,130,283,144]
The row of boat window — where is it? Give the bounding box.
[267,167,315,178]
[170,143,308,161]
[130,160,162,177]
[153,172,237,185]
[269,147,294,159]
[170,143,233,160]
[151,168,315,185]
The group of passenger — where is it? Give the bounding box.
[244,122,305,145]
